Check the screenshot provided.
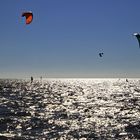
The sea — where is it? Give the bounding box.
[0,78,140,140]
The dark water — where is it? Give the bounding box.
[0,79,140,140]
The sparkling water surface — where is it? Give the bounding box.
[0,78,140,139]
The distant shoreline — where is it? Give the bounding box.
[0,78,140,81]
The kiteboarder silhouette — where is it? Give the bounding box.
[31,76,33,83]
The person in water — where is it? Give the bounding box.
[31,76,33,83]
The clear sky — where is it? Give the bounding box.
[0,0,140,78]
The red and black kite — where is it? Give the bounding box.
[22,11,33,24]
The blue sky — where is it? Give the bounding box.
[0,0,140,78]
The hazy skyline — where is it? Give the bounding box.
[0,0,140,78]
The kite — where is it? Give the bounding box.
[99,53,104,57]
[22,11,33,24]
[133,33,140,48]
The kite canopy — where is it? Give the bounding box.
[22,11,33,24]
[133,33,140,48]
[99,53,104,57]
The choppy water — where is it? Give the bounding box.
[0,78,140,140]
